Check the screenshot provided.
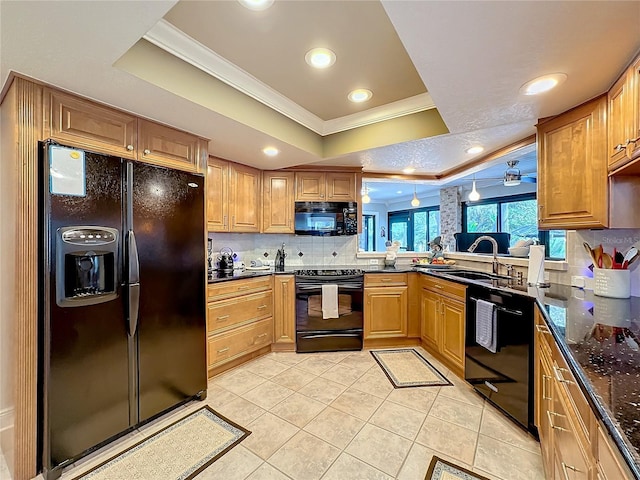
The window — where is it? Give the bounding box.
[463,193,565,259]
[359,214,376,252]
[388,207,440,252]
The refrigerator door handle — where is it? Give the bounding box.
[128,230,140,336]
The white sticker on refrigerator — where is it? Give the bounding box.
[50,145,86,196]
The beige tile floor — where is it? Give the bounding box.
[43,347,545,480]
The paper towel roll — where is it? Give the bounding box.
[527,245,546,286]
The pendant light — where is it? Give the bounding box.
[468,177,480,201]
[411,185,420,207]
[361,183,371,204]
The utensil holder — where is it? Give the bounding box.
[593,268,630,299]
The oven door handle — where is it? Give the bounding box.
[300,333,362,339]
[296,283,363,291]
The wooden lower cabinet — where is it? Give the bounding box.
[534,309,635,480]
[419,276,466,378]
[363,274,411,346]
[206,277,273,375]
[273,275,296,351]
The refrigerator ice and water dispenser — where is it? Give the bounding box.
[55,226,119,307]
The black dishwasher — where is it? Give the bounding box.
[464,285,536,436]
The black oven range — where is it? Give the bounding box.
[294,268,364,353]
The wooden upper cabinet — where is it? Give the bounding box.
[608,55,640,172]
[45,88,208,173]
[326,172,356,201]
[295,172,326,201]
[207,157,229,232]
[537,95,608,229]
[138,119,206,172]
[262,171,294,233]
[229,162,261,232]
[46,88,137,158]
[295,171,357,202]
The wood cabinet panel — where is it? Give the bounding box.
[262,171,294,233]
[138,119,205,172]
[326,172,356,201]
[273,275,296,350]
[597,425,634,480]
[364,273,407,287]
[537,95,608,228]
[295,172,326,201]
[207,318,272,368]
[229,163,261,232]
[207,276,271,302]
[206,291,273,333]
[420,288,440,351]
[46,88,137,158]
[608,55,640,172]
[207,157,229,232]
[440,298,465,367]
[364,286,408,339]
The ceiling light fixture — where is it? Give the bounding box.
[520,73,567,96]
[348,89,373,103]
[305,48,336,69]
[411,186,420,207]
[238,0,274,11]
[466,146,484,155]
[361,183,371,204]
[262,146,279,157]
[468,177,480,202]
[402,166,416,174]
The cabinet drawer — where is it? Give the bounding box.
[420,275,466,300]
[207,291,273,333]
[207,276,272,301]
[207,318,272,367]
[552,343,593,444]
[364,273,408,287]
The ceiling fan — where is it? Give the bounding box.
[502,160,536,186]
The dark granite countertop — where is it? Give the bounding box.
[207,265,414,283]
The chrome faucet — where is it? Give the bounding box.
[467,236,500,275]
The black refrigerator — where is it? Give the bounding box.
[38,141,207,479]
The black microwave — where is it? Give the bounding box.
[294,202,358,236]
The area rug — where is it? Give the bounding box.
[74,406,250,480]
[425,456,490,480]
[370,348,452,388]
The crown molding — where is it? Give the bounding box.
[144,19,435,136]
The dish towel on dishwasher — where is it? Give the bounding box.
[321,284,339,319]
[476,299,497,353]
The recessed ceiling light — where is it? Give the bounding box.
[305,48,336,69]
[520,73,567,95]
[348,89,373,103]
[402,167,416,174]
[466,146,484,155]
[262,146,279,157]
[238,0,274,11]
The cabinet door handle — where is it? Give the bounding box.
[216,315,230,322]
[217,347,229,354]
[126,144,134,151]
[381,278,392,282]
[433,284,443,289]
[542,374,552,401]
[143,149,151,155]
[223,215,227,227]
[547,411,569,432]
[553,365,575,385]
[535,324,550,334]
[560,462,579,480]
[238,286,250,290]
[257,304,267,309]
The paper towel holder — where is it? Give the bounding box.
[527,242,550,287]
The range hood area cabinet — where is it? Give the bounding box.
[46,88,208,173]
[294,171,358,202]
[206,156,261,233]
[537,95,640,230]
[608,54,640,173]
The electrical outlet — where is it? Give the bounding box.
[544,271,550,282]
[369,259,379,265]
